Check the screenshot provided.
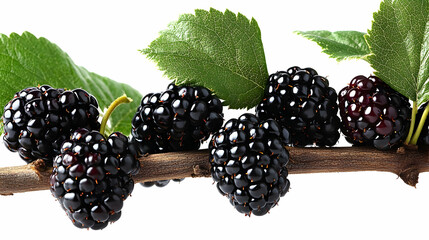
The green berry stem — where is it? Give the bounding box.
[99,94,133,137]
[0,120,4,136]
[410,103,429,146]
[404,101,418,145]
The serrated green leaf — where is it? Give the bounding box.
[295,30,370,61]
[142,8,268,109]
[365,0,429,106]
[0,32,141,136]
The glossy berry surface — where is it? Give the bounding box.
[131,83,223,152]
[2,85,100,164]
[131,83,223,187]
[209,113,290,216]
[256,67,340,146]
[140,178,184,188]
[50,128,140,230]
[338,75,411,150]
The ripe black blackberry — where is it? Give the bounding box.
[131,83,223,151]
[338,75,411,150]
[256,66,340,146]
[131,83,223,187]
[50,128,140,230]
[416,103,429,146]
[209,113,290,216]
[2,85,100,164]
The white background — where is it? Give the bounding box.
[1,0,428,239]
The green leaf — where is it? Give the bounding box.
[295,30,371,61]
[365,0,429,106]
[0,32,141,136]
[142,8,268,109]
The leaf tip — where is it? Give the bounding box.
[139,48,156,60]
[139,48,149,54]
[195,8,209,16]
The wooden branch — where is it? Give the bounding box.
[1,147,428,195]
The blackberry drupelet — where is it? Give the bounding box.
[338,75,411,150]
[256,66,340,146]
[416,103,429,146]
[2,85,100,164]
[131,83,223,187]
[209,113,291,216]
[50,128,140,230]
[141,178,184,188]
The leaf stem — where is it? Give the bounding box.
[405,101,417,145]
[410,103,429,145]
[100,95,133,137]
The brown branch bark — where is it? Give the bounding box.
[0,147,428,195]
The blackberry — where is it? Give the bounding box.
[338,75,411,150]
[132,83,223,151]
[209,113,290,216]
[131,83,223,187]
[2,85,100,164]
[416,103,429,146]
[50,128,140,230]
[256,67,340,146]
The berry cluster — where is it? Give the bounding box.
[3,65,428,229]
[338,75,411,150]
[2,85,100,164]
[209,114,290,216]
[50,128,140,230]
[256,67,340,146]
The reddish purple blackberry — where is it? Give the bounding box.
[256,67,340,146]
[2,85,100,164]
[209,113,290,216]
[131,83,223,187]
[416,103,429,146]
[50,128,140,230]
[338,75,411,150]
